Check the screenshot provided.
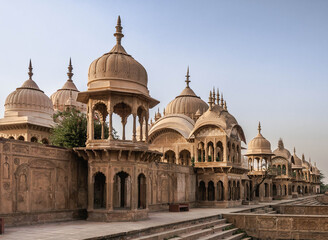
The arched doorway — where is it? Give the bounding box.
[217,181,224,201]
[138,174,146,209]
[18,136,25,141]
[31,136,38,143]
[164,150,176,164]
[273,184,277,196]
[208,181,215,201]
[94,172,106,209]
[264,183,269,197]
[114,171,131,208]
[179,150,191,166]
[198,181,206,201]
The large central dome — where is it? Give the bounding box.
[87,16,149,96]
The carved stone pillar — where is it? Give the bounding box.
[108,111,113,140]
[132,114,137,142]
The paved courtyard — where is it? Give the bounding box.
[1,197,313,240]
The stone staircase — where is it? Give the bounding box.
[132,216,250,240]
[293,198,324,206]
[252,206,277,215]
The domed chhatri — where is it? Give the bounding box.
[0,60,54,143]
[50,58,86,112]
[87,16,149,97]
[4,60,54,122]
[246,122,273,156]
[165,67,208,119]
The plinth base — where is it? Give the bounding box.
[87,209,148,222]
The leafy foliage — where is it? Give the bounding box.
[319,172,328,193]
[50,108,119,148]
[51,108,87,148]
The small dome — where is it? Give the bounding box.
[4,61,54,125]
[165,68,208,119]
[273,138,292,160]
[189,103,246,143]
[88,16,149,96]
[50,59,86,112]
[290,148,302,168]
[246,123,272,155]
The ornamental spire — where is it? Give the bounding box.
[67,58,73,81]
[185,66,190,87]
[114,15,124,45]
[224,100,227,110]
[208,91,213,110]
[216,88,220,105]
[220,93,224,106]
[212,87,216,104]
[258,121,261,134]
[28,59,33,79]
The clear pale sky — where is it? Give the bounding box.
[0,1,327,182]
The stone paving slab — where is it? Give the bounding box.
[0,196,313,240]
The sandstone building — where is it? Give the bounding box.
[0,16,321,225]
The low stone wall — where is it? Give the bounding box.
[223,213,328,240]
[317,194,328,204]
[1,209,87,227]
[273,205,328,215]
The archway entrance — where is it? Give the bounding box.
[94,172,106,209]
[138,174,146,209]
[114,171,131,209]
[208,181,215,201]
[198,181,206,201]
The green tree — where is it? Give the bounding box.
[50,108,119,148]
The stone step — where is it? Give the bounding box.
[264,207,273,211]
[198,228,238,240]
[134,219,226,240]
[178,223,232,240]
[254,210,265,214]
[224,232,246,240]
[266,211,277,214]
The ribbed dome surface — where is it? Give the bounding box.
[292,153,303,168]
[87,18,149,96]
[5,79,54,116]
[246,133,272,155]
[165,87,208,119]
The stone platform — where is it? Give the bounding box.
[1,196,316,240]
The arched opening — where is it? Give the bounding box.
[93,102,108,140]
[264,183,269,197]
[138,173,146,209]
[277,165,282,175]
[198,181,206,201]
[233,181,237,200]
[18,136,25,141]
[292,185,295,192]
[41,138,49,144]
[282,165,287,175]
[94,172,106,209]
[164,150,176,164]
[207,142,214,162]
[262,159,266,170]
[305,186,308,194]
[197,142,205,162]
[113,102,132,141]
[232,143,235,162]
[249,158,253,171]
[8,136,14,139]
[179,150,191,166]
[208,181,215,201]
[284,185,287,196]
[236,145,240,162]
[254,159,258,171]
[245,183,250,201]
[227,142,231,162]
[31,137,38,143]
[113,171,131,209]
[273,184,277,196]
[216,141,223,162]
[297,185,301,194]
[217,181,224,201]
[255,182,260,198]
[228,181,231,200]
[237,181,240,200]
